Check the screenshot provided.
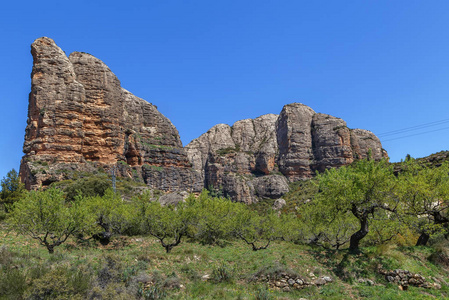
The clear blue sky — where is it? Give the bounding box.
[1,0,449,178]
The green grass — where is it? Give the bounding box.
[1,224,448,299]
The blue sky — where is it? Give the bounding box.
[1,1,449,178]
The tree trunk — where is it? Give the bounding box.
[416,211,449,246]
[416,232,429,246]
[349,213,369,253]
[47,245,54,254]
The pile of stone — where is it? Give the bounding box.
[255,272,333,292]
[378,268,441,290]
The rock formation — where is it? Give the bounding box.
[20,37,202,192]
[20,37,387,203]
[185,103,387,204]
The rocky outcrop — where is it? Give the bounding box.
[20,37,202,192]
[276,103,316,180]
[350,128,387,161]
[186,103,387,203]
[310,113,353,173]
[186,114,281,204]
[20,37,387,202]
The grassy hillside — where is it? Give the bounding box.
[1,225,449,299]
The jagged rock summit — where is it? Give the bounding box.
[20,37,387,203]
[20,37,202,191]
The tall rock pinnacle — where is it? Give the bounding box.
[20,37,202,191]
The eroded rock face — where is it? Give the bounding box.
[276,103,316,180]
[311,113,353,173]
[251,175,289,199]
[186,103,387,203]
[20,37,201,192]
[186,114,283,204]
[20,38,387,203]
[350,129,387,160]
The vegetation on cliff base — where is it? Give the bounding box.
[1,155,449,298]
[0,168,25,213]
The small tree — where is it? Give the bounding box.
[0,169,26,213]
[300,199,358,249]
[232,207,281,251]
[78,189,132,245]
[9,187,83,254]
[141,201,191,253]
[311,159,399,252]
[187,190,237,245]
[398,160,449,246]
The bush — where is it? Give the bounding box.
[211,263,234,283]
[64,175,111,201]
[180,264,201,281]
[429,241,449,268]
[162,272,181,289]
[139,285,167,300]
[24,266,90,299]
[0,268,27,298]
[0,245,13,267]
[255,286,272,300]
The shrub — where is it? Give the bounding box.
[25,266,90,299]
[250,262,298,281]
[162,272,181,289]
[255,286,272,300]
[180,264,201,281]
[0,267,27,298]
[64,175,111,201]
[0,245,13,267]
[211,263,234,283]
[139,285,167,300]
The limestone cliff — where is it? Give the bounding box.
[20,37,202,192]
[185,103,387,204]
